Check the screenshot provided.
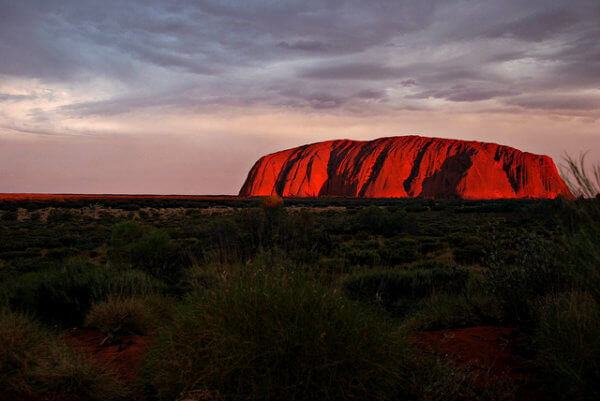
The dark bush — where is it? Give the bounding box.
[139,268,429,401]
[347,248,381,267]
[408,259,460,270]
[107,221,146,265]
[205,218,243,263]
[352,206,417,236]
[107,221,186,283]
[1,210,18,222]
[1,261,163,326]
[418,237,446,255]
[484,233,563,325]
[0,309,126,400]
[533,291,600,399]
[29,211,40,222]
[378,238,420,265]
[129,229,183,282]
[454,243,486,265]
[47,209,73,224]
[343,267,471,315]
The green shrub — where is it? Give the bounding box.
[342,267,471,315]
[139,268,428,401]
[85,295,173,336]
[173,267,218,295]
[29,211,40,222]
[484,233,563,325]
[403,289,502,332]
[1,210,18,222]
[129,229,183,281]
[45,246,76,260]
[453,243,485,265]
[204,218,243,264]
[107,221,186,283]
[408,259,459,270]
[352,206,418,236]
[418,237,446,255]
[2,261,163,326]
[0,308,125,399]
[107,220,146,266]
[379,238,420,265]
[347,248,381,267]
[47,208,73,223]
[534,291,600,399]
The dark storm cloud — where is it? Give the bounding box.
[0,0,599,118]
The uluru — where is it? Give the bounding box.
[239,136,572,199]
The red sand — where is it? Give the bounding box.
[414,326,544,401]
[64,328,150,384]
[240,135,572,199]
[1,326,546,400]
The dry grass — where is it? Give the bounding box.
[0,308,126,400]
[85,295,173,336]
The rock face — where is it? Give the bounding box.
[239,136,572,199]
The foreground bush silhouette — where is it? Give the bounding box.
[139,268,428,401]
[0,308,125,400]
[534,291,600,399]
[531,155,600,398]
[343,267,471,315]
[2,260,163,326]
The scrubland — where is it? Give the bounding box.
[0,160,598,401]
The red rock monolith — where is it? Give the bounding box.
[239,136,571,199]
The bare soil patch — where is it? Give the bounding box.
[414,326,545,401]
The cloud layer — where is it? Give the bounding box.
[1,0,599,193]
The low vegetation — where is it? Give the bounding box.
[85,294,173,336]
[0,308,125,400]
[140,267,439,401]
[0,156,598,400]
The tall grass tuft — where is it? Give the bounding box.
[559,155,600,299]
[139,266,432,401]
[0,308,126,400]
[1,259,164,326]
[561,153,600,199]
[342,267,471,315]
[530,154,600,398]
[534,292,600,399]
[85,294,174,336]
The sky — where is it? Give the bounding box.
[1,0,599,194]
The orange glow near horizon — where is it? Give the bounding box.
[1,106,598,195]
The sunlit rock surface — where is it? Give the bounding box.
[239,136,572,199]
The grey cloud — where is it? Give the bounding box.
[506,95,600,111]
[278,40,328,52]
[485,8,581,42]
[301,63,410,80]
[408,86,520,102]
[0,0,598,120]
[0,93,37,102]
[356,89,387,100]
[307,94,343,109]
